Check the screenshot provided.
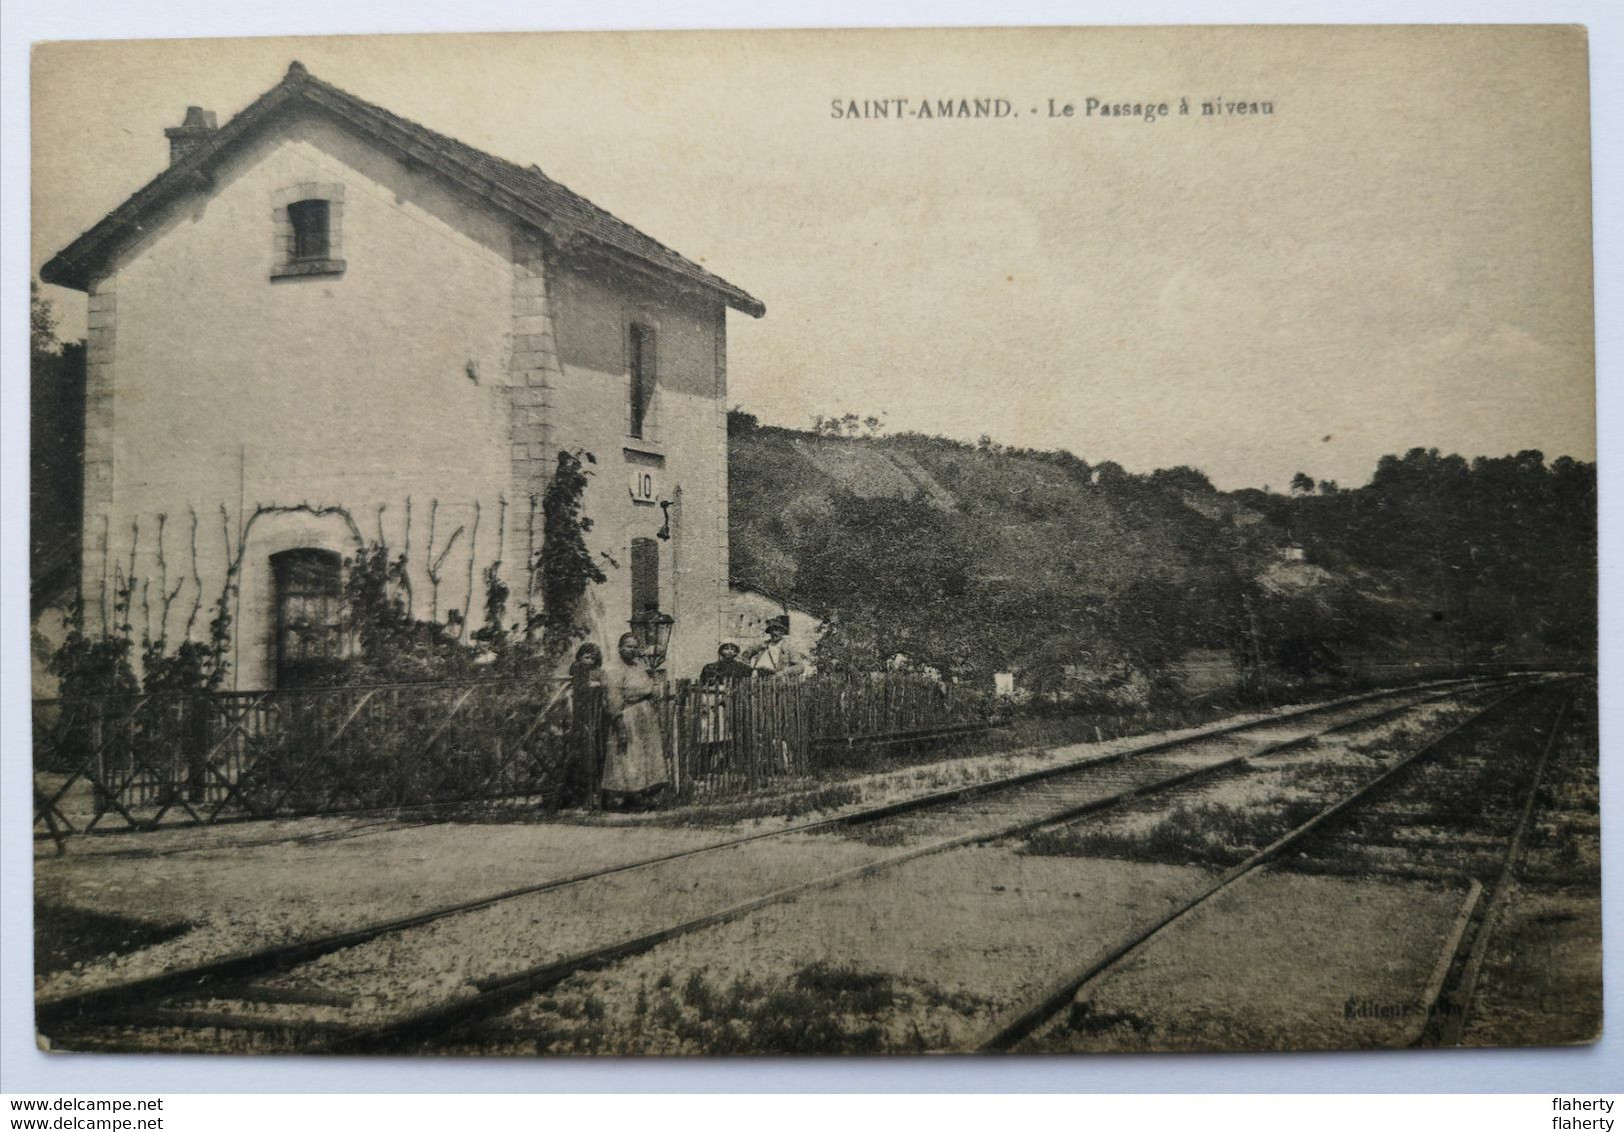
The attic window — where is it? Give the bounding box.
[271,184,346,279]
[288,199,330,260]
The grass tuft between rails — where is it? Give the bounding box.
[1020,799,1327,869]
[496,961,987,1055]
[657,961,901,1053]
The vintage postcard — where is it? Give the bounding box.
[29,26,1597,1056]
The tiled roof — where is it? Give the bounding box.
[41,62,765,317]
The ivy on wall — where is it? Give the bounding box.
[536,449,607,663]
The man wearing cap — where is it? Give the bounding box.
[744,615,810,679]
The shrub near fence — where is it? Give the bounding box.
[667,672,998,798]
[33,677,577,834]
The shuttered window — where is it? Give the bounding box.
[631,537,660,616]
[629,323,656,439]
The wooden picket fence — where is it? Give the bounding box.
[664,672,998,799]
[33,671,998,839]
[32,677,581,836]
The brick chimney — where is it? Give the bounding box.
[164,106,217,164]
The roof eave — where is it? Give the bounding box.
[558,237,760,318]
[39,254,86,292]
[730,293,767,319]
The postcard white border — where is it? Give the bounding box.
[3,0,1618,1096]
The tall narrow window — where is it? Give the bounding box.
[629,323,656,439]
[287,199,331,261]
[630,537,660,616]
[272,548,343,688]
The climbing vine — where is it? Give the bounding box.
[48,464,608,694]
[536,449,607,663]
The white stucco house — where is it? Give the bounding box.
[41,62,764,689]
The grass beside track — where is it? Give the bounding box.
[35,906,195,976]
[1021,798,1330,869]
[477,961,984,1056]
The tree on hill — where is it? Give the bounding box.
[726,406,759,437]
[1091,460,1130,488]
[1283,446,1594,663]
[795,490,970,672]
[1246,559,1396,680]
[1149,466,1217,494]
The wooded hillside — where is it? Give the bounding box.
[726,411,1595,689]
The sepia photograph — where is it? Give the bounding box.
[26,25,1599,1058]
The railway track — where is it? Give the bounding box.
[36,675,1532,1053]
[1412,697,1570,1047]
[982,676,1580,1052]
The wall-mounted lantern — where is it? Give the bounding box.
[629,607,675,674]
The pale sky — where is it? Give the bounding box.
[32,27,1595,490]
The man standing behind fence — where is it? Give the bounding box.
[744,615,810,679]
[696,643,753,764]
[742,615,809,775]
[701,643,754,687]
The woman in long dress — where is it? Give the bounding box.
[600,632,668,810]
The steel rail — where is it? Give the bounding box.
[1416,695,1574,1047]
[975,677,1572,1052]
